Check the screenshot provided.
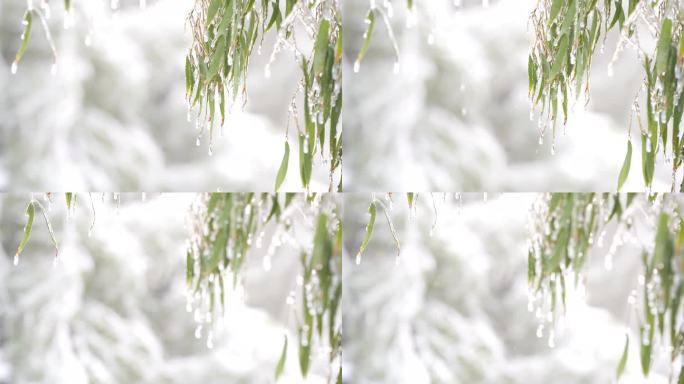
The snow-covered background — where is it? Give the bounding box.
[0,1,329,191]
[343,0,670,192]
[343,193,670,383]
[0,193,331,383]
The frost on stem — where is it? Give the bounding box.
[185,192,342,381]
[527,193,684,381]
[185,0,342,191]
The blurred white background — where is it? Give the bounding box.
[0,1,330,191]
[343,0,670,192]
[0,193,331,383]
[343,193,668,383]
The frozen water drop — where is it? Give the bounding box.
[353,60,360,73]
[355,253,361,265]
[50,63,57,76]
[393,62,400,75]
[206,332,214,349]
[195,325,202,339]
[196,137,201,146]
[13,254,18,266]
[11,62,18,74]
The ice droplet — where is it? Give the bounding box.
[355,253,361,265]
[50,63,57,76]
[536,324,544,338]
[196,137,201,146]
[393,62,400,75]
[195,325,203,339]
[13,254,18,266]
[11,62,18,74]
[353,60,360,73]
[206,331,214,349]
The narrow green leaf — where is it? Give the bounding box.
[15,201,35,258]
[549,36,569,79]
[617,140,632,191]
[656,18,673,76]
[275,141,290,191]
[616,334,629,380]
[14,11,33,65]
[65,192,73,211]
[312,19,330,78]
[208,37,226,80]
[355,10,375,65]
[549,0,563,22]
[356,202,377,260]
[275,335,287,381]
[207,0,222,25]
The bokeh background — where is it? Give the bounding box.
[343,193,669,383]
[343,0,670,191]
[0,1,330,191]
[0,193,332,383]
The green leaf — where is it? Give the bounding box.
[656,18,673,76]
[549,36,569,80]
[312,19,330,78]
[185,56,195,96]
[65,192,73,211]
[207,0,222,26]
[616,334,629,381]
[14,11,33,65]
[617,140,632,191]
[275,335,287,381]
[208,37,226,80]
[275,141,290,191]
[549,0,563,22]
[15,201,35,258]
[356,202,377,260]
[355,10,375,65]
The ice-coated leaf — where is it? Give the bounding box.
[313,19,330,78]
[207,0,222,26]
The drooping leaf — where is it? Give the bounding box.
[275,335,288,381]
[617,140,632,191]
[275,141,290,191]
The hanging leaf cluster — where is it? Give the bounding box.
[528,192,684,382]
[530,1,684,190]
[185,0,342,191]
[185,192,342,381]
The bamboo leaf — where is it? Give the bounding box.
[355,10,375,65]
[616,334,629,380]
[14,11,33,65]
[275,335,287,381]
[312,19,330,78]
[275,141,290,191]
[207,0,222,26]
[15,201,35,258]
[356,202,377,260]
[617,140,632,191]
